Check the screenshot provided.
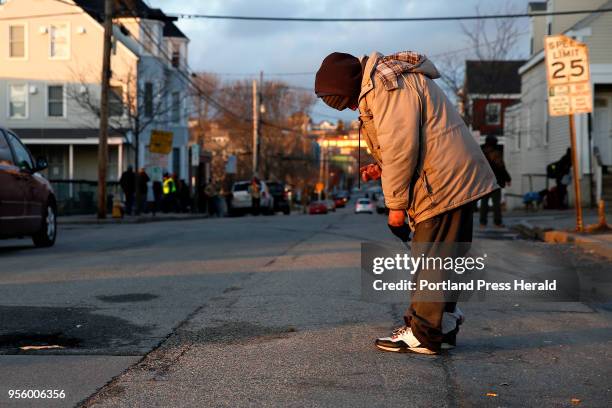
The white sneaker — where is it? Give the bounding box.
[375,326,438,355]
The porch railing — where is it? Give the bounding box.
[49,180,121,216]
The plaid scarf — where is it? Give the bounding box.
[375,51,426,90]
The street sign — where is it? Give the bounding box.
[544,35,592,117]
[190,144,200,166]
[149,130,174,154]
[225,155,237,174]
[544,35,591,231]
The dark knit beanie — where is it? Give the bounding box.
[315,52,362,110]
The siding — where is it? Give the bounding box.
[584,11,612,64]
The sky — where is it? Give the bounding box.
[149,0,532,123]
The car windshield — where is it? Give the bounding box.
[358,199,370,204]
[233,183,250,192]
[267,183,283,194]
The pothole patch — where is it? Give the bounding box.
[0,333,81,353]
[96,293,159,303]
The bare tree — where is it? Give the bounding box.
[437,2,524,124]
[190,76,317,186]
[68,66,177,213]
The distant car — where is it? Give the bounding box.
[308,201,328,215]
[230,180,274,215]
[355,198,374,214]
[376,194,388,214]
[0,127,56,247]
[333,191,349,208]
[323,199,336,212]
[266,181,290,215]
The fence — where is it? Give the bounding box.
[49,180,121,216]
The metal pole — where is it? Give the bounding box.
[252,79,259,176]
[569,114,584,232]
[97,0,113,219]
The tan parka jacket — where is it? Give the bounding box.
[358,51,497,226]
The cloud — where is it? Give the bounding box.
[151,0,531,122]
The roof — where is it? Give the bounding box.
[163,21,187,39]
[464,60,526,95]
[74,0,184,38]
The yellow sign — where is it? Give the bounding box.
[149,130,174,154]
[315,182,324,193]
[544,35,592,116]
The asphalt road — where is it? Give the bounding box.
[0,205,611,407]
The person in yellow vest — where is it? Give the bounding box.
[162,172,177,213]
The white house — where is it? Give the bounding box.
[504,0,612,209]
[0,0,191,189]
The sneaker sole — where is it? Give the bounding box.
[375,342,438,355]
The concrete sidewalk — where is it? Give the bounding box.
[505,208,612,261]
[58,213,209,225]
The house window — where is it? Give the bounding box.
[47,85,64,117]
[50,23,69,59]
[485,103,501,125]
[8,84,28,118]
[171,92,180,122]
[144,82,153,118]
[109,86,124,117]
[9,25,25,58]
[171,50,180,68]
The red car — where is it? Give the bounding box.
[0,127,56,247]
[308,201,328,215]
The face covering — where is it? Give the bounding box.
[321,95,351,111]
[388,223,411,242]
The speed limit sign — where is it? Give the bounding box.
[544,35,592,116]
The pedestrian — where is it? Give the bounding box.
[315,51,497,354]
[162,172,177,213]
[178,179,191,213]
[152,180,163,216]
[119,165,136,215]
[136,167,150,215]
[479,135,511,228]
[204,180,216,216]
[249,177,261,216]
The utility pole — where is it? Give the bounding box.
[568,115,584,231]
[252,78,259,176]
[97,0,113,219]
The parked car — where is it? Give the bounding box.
[324,199,336,212]
[376,194,388,214]
[308,201,328,215]
[333,191,349,208]
[266,181,290,215]
[230,180,274,215]
[355,198,374,214]
[0,128,56,247]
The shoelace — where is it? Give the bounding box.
[391,326,409,338]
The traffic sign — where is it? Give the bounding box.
[544,35,592,116]
[149,130,174,154]
[315,182,324,193]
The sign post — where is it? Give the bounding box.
[545,35,592,232]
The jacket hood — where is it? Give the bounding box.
[359,51,440,101]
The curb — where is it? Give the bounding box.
[58,215,209,225]
[512,221,612,261]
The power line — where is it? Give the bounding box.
[171,8,612,22]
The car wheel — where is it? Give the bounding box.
[32,202,57,247]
